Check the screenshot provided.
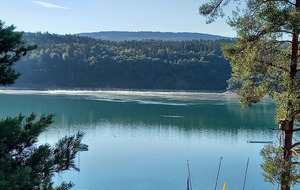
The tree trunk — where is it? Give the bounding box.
[282,1,300,186]
[280,120,294,190]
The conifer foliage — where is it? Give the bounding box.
[0,20,83,189]
[0,21,36,85]
[0,114,84,190]
[200,1,300,190]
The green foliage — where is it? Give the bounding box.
[0,20,84,190]
[260,144,300,187]
[222,38,286,108]
[13,33,232,91]
[202,0,300,120]
[200,0,300,189]
[199,0,241,23]
[0,20,36,85]
[260,144,283,184]
[0,113,83,190]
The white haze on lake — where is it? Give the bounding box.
[0,89,274,106]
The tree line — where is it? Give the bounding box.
[13,32,233,91]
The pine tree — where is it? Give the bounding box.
[0,20,83,189]
[0,114,84,190]
[0,21,36,85]
[200,1,300,190]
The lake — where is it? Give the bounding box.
[0,90,289,190]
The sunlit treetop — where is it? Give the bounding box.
[201,0,300,121]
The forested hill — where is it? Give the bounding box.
[13,32,232,91]
[77,31,228,41]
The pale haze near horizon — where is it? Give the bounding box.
[0,0,236,37]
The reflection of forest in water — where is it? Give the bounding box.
[0,91,281,190]
[0,92,276,135]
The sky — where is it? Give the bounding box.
[0,0,237,37]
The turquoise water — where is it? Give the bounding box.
[0,90,286,190]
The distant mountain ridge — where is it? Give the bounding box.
[77,31,229,41]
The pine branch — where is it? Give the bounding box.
[292,142,300,148]
[265,61,289,72]
[260,0,296,6]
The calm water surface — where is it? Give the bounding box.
[0,90,291,190]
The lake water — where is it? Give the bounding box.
[0,90,290,190]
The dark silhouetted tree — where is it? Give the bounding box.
[0,20,83,189]
[0,21,36,85]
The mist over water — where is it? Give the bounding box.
[0,90,284,190]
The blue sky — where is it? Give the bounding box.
[0,0,236,37]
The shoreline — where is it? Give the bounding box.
[0,88,239,103]
[0,86,229,94]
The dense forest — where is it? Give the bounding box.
[12,32,232,91]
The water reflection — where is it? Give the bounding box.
[0,91,280,190]
[0,93,276,129]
